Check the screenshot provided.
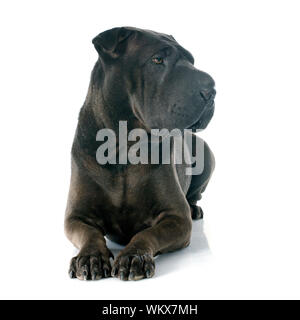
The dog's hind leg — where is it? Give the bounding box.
[186,136,215,220]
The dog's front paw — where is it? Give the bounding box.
[111,250,155,281]
[69,248,113,281]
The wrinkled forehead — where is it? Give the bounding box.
[125,27,194,64]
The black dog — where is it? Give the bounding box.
[65,27,216,281]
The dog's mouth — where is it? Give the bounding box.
[186,99,215,131]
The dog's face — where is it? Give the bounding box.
[92,27,216,131]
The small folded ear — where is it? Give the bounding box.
[92,27,134,57]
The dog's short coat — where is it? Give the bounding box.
[65,27,216,281]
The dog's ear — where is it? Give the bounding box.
[92,27,134,58]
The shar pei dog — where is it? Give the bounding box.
[65,27,216,281]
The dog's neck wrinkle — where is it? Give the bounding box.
[91,83,147,132]
[75,97,148,161]
[74,100,175,172]
[75,65,150,159]
[90,60,149,132]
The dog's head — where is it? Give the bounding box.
[92,27,216,131]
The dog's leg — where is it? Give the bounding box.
[65,216,113,280]
[112,207,192,281]
[65,162,112,280]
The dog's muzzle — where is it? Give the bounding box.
[187,89,216,131]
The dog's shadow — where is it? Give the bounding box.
[106,220,210,278]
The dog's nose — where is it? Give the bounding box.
[197,70,215,101]
[200,88,216,101]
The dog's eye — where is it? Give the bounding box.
[152,57,164,64]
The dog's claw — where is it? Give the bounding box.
[129,272,135,281]
[119,271,126,281]
[69,270,75,279]
[83,270,88,280]
[104,269,109,278]
[111,267,117,277]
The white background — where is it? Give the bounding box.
[0,0,300,300]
